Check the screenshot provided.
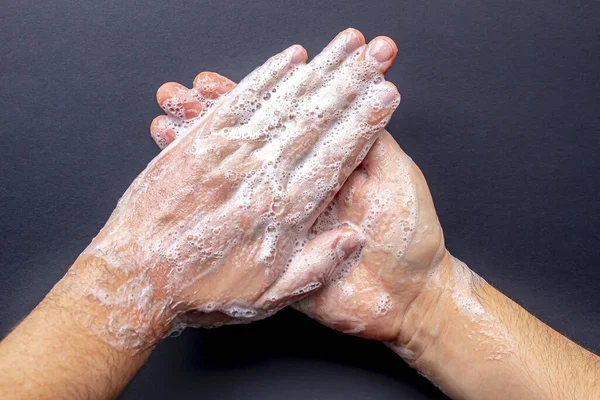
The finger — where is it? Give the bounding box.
[241,29,365,155]
[210,44,307,131]
[151,74,239,149]
[273,37,398,178]
[308,28,366,72]
[234,44,307,99]
[150,115,177,149]
[193,71,237,99]
[156,82,204,119]
[287,81,399,220]
[303,36,398,131]
[363,36,398,74]
[255,228,362,311]
[282,28,366,98]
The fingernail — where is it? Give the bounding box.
[368,38,394,62]
[286,45,306,64]
[340,29,363,53]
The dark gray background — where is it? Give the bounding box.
[1,0,598,399]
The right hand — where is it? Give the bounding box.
[63,29,400,349]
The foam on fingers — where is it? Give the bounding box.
[233,44,307,99]
[193,72,236,99]
[156,82,201,119]
[306,28,365,75]
[150,115,177,149]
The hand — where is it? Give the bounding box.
[296,131,447,343]
[61,29,400,349]
[149,67,450,346]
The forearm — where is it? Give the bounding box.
[391,252,600,400]
[0,258,159,400]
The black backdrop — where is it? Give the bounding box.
[1,1,599,399]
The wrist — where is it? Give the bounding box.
[388,254,548,399]
[389,252,498,381]
[54,251,172,351]
[389,250,461,364]
[0,269,155,399]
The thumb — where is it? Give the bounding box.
[255,228,363,311]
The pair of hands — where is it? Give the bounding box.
[5,27,598,400]
[67,28,448,351]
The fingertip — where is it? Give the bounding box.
[150,115,176,149]
[367,81,400,126]
[338,28,366,53]
[383,81,401,107]
[285,44,308,65]
[366,36,398,72]
[344,28,366,46]
[156,82,187,106]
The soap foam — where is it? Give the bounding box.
[71,38,399,350]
